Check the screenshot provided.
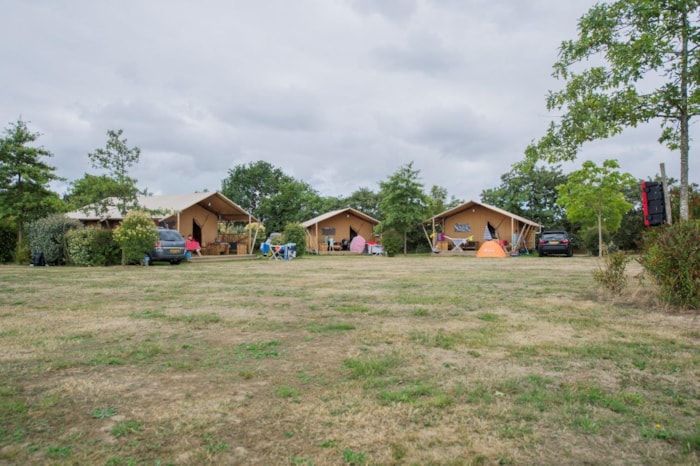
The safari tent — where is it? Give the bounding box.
[65,192,258,254]
[301,208,379,253]
[426,200,541,254]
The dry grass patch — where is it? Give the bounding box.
[0,255,698,465]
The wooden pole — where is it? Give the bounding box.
[659,163,672,225]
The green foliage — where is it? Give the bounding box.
[66,228,120,266]
[593,250,631,295]
[222,160,325,234]
[638,222,700,310]
[379,162,428,254]
[26,214,83,265]
[282,222,307,257]
[344,187,382,220]
[112,210,158,265]
[481,162,568,227]
[556,160,636,256]
[380,230,402,257]
[0,118,65,244]
[13,239,30,265]
[87,129,141,218]
[526,1,699,220]
[63,174,124,211]
[580,226,611,256]
[0,219,16,263]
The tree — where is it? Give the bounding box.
[344,187,382,220]
[426,185,462,218]
[259,179,324,234]
[526,1,700,221]
[221,161,291,217]
[88,129,141,218]
[378,162,428,255]
[480,162,568,228]
[0,119,64,244]
[64,174,124,210]
[221,160,325,233]
[556,160,637,256]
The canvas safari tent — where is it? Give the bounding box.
[426,200,541,254]
[66,192,259,254]
[301,208,379,253]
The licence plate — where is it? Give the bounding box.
[170,248,181,253]
[549,241,559,245]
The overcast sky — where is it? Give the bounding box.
[2,1,697,204]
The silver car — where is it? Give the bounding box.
[147,228,187,265]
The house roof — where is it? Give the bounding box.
[301,208,379,228]
[65,192,257,223]
[429,200,541,228]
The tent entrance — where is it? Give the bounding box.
[192,221,202,244]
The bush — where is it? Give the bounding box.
[580,226,611,256]
[0,220,16,263]
[282,222,307,257]
[592,249,631,295]
[26,214,83,265]
[66,228,121,266]
[112,210,159,265]
[381,230,403,257]
[638,221,700,310]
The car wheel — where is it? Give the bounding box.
[567,247,573,257]
[171,259,182,265]
[538,250,545,257]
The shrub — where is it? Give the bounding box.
[0,220,16,263]
[592,249,631,295]
[66,228,121,266]
[638,221,700,310]
[112,210,159,265]
[26,214,83,265]
[580,226,611,256]
[381,230,403,257]
[282,222,307,257]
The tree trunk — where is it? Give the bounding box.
[598,213,603,258]
[679,10,690,221]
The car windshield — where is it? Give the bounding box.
[542,232,566,240]
[159,230,183,241]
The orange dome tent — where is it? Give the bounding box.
[476,240,508,258]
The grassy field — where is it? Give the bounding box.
[0,254,698,465]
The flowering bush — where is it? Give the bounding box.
[112,210,158,265]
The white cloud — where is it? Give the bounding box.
[1,0,697,205]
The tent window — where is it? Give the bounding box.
[322,227,336,235]
[454,223,471,233]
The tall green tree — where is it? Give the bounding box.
[259,179,324,234]
[426,185,462,218]
[344,187,382,220]
[221,160,323,232]
[556,160,637,256]
[64,174,123,210]
[480,162,568,228]
[526,1,700,221]
[221,160,291,217]
[88,129,141,218]
[0,119,64,244]
[378,162,428,255]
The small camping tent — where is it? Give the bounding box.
[476,240,508,258]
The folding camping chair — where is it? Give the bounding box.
[443,235,467,253]
[269,245,283,260]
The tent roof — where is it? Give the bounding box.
[429,200,541,228]
[65,192,257,223]
[301,208,379,228]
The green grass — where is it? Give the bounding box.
[0,256,697,465]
